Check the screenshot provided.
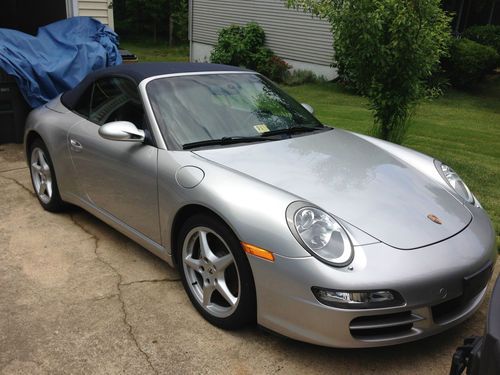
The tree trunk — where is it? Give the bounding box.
[153,22,157,44]
[488,0,496,25]
[455,0,465,33]
[169,14,174,46]
[165,1,172,46]
[463,0,472,31]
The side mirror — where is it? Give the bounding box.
[301,103,314,114]
[98,121,145,142]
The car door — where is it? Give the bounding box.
[68,76,161,244]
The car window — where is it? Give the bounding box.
[147,73,322,148]
[74,84,93,118]
[89,77,145,128]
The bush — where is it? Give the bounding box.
[251,46,274,73]
[425,68,450,98]
[287,0,452,144]
[210,25,253,67]
[445,38,500,88]
[283,69,325,86]
[261,56,292,82]
[210,23,290,82]
[463,25,500,55]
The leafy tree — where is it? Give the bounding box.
[114,0,188,44]
[287,0,452,143]
[171,0,189,44]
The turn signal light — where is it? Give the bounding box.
[311,287,405,309]
[241,242,275,262]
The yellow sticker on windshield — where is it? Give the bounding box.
[254,124,270,133]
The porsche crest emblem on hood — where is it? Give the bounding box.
[427,214,442,225]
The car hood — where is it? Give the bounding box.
[193,129,472,249]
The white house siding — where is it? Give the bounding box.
[190,0,336,79]
[78,0,114,29]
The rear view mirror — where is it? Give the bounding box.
[98,121,145,142]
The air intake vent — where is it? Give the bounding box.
[350,311,423,339]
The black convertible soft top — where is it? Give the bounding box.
[61,62,248,110]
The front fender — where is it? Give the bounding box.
[157,149,311,258]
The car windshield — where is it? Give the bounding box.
[146,73,324,149]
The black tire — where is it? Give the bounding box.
[177,213,256,330]
[28,138,66,212]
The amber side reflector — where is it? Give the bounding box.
[241,242,275,262]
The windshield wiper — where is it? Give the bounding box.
[182,126,329,149]
[183,136,275,150]
[260,125,329,137]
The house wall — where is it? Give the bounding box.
[77,0,114,29]
[190,0,336,79]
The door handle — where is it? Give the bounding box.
[70,138,83,152]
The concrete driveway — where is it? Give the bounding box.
[0,143,498,375]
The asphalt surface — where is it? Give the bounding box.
[1,143,498,375]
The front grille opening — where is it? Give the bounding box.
[352,323,414,338]
[432,295,468,324]
[433,261,492,325]
[350,311,417,339]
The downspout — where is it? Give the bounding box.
[189,0,193,62]
[73,0,79,16]
[65,0,79,17]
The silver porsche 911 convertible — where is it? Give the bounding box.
[25,63,496,348]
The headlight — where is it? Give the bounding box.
[435,161,474,204]
[286,203,354,267]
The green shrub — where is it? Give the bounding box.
[210,23,290,82]
[445,38,500,88]
[251,46,274,73]
[283,69,325,86]
[242,22,266,51]
[210,25,254,67]
[425,68,450,98]
[463,25,500,54]
[260,55,292,83]
[287,0,452,144]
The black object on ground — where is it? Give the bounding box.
[449,275,500,375]
[120,49,139,64]
[0,69,30,144]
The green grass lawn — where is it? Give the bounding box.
[124,41,500,248]
[120,40,189,63]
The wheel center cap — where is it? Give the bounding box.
[207,267,215,275]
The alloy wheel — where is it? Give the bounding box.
[30,147,53,204]
[182,226,241,318]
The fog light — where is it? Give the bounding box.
[312,287,405,309]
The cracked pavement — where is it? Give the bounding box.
[0,143,499,375]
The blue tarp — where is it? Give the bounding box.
[0,17,122,108]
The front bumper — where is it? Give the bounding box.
[248,207,497,348]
